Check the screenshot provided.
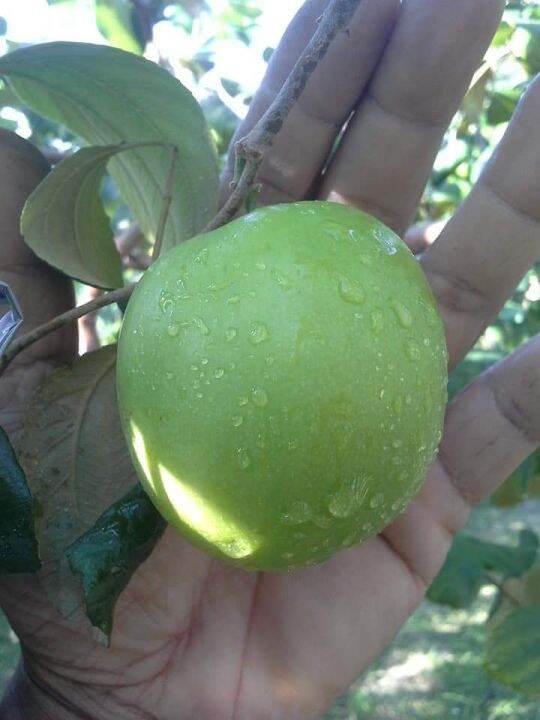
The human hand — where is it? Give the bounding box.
[1,1,539,719]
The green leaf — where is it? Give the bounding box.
[491,452,537,507]
[0,427,40,573]
[96,0,143,55]
[19,346,137,622]
[448,350,503,400]
[486,89,521,126]
[0,42,219,254]
[427,530,538,609]
[485,606,540,698]
[67,484,166,641]
[21,143,161,289]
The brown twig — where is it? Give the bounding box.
[204,0,363,232]
[0,284,135,375]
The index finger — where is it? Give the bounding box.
[221,0,400,205]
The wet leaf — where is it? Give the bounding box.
[0,426,40,573]
[67,484,166,642]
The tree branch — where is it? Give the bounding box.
[0,284,135,375]
[204,0,363,233]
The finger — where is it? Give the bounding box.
[221,0,400,205]
[422,76,540,368]
[0,130,75,368]
[381,334,540,592]
[321,0,505,235]
[437,334,540,508]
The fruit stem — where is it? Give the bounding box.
[204,0,363,232]
[0,284,135,375]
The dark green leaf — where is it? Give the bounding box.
[21,143,159,289]
[492,452,537,507]
[0,427,40,573]
[67,484,166,641]
[427,530,538,609]
[485,606,540,698]
[96,0,143,55]
[0,42,219,253]
[486,89,521,126]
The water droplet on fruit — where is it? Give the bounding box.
[423,337,431,346]
[256,434,266,448]
[167,323,180,337]
[194,248,209,265]
[225,327,237,342]
[159,291,174,317]
[238,396,249,407]
[313,514,332,529]
[232,415,243,428]
[338,275,366,306]
[371,310,384,334]
[196,392,204,399]
[391,500,402,512]
[227,295,241,305]
[392,301,412,328]
[201,358,209,366]
[379,389,385,399]
[322,220,344,241]
[348,228,358,242]
[165,372,173,381]
[266,354,275,366]
[194,317,210,335]
[190,364,198,372]
[251,386,268,407]
[220,538,252,559]
[249,321,269,344]
[282,500,310,525]
[272,269,291,290]
[288,438,299,450]
[405,394,413,405]
[370,493,383,509]
[256,262,266,271]
[237,448,251,469]
[214,367,225,379]
[374,228,398,255]
[406,340,421,360]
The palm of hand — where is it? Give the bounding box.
[1,2,540,719]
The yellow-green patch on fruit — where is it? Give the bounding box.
[117,201,447,571]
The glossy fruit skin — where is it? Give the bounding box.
[117,201,448,571]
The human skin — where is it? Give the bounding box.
[1,1,540,719]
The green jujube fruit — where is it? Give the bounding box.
[117,201,448,571]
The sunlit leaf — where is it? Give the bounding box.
[67,484,166,641]
[0,42,219,254]
[0,427,40,573]
[96,0,143,55]
[486,89,521,126]
[19,346,137,620]
[428,530,538,609]
[485,606,540,698]
[21,143,163,289]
